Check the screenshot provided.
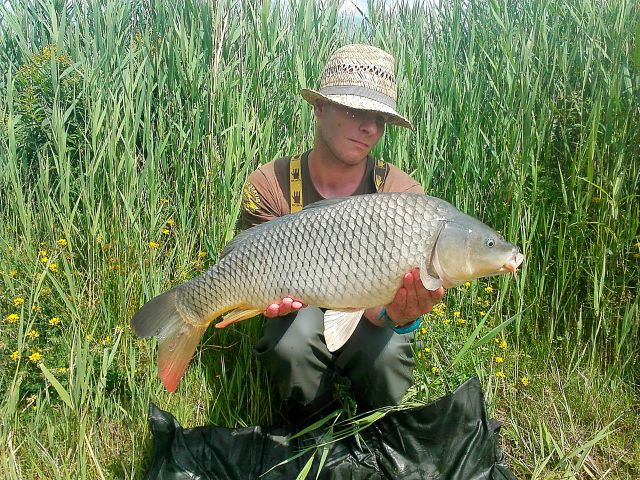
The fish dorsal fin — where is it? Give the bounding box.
[301,196,352,211]
[220,219,280,259]
[219,228,255,259]
[323,309,365,352]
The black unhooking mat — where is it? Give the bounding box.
[142,377,516,479]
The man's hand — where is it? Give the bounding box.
[367,268,445,327]
[264,297,306,318]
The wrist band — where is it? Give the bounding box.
[379,308,422,334]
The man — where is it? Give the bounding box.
[239,44,444,423]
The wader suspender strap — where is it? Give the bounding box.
[290,156,389,211]
[289,154,303,212]
[374,158,390,192]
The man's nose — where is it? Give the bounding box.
[359,115,381,135]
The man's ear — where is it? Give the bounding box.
[313,100,325,117]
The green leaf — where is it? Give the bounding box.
[633,21,640,68]
[40,363,73,409]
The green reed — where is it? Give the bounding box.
[0,0,638,477]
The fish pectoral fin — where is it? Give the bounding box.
[420,256,444,291]
[215,307,262,328]
[323,309,365,352]
[421,273,443,291]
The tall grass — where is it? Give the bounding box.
[0,0,638,477]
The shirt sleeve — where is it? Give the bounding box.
[381,164,425,194]
[238,163,288,230]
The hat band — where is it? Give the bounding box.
[319,85,396,109]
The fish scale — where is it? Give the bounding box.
[131,192,524,392]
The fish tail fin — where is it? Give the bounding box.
[131,288,209,392]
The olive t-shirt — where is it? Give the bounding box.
[239,151,424,229]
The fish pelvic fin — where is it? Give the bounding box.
[215,306,263,328]
[324,309,365,352]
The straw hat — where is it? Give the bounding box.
[300,44,412,129]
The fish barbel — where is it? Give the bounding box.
[131,193,524,392]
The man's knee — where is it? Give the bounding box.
[371,334,414,369]
[256,307,325,362]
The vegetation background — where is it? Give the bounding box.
[0,0,638,478]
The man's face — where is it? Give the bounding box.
[314,101,386,166]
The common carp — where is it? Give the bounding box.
[131,192,524,392]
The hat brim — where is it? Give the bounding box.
[300,89,413,130]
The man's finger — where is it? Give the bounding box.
[402,271,415,290]
[265,304,280,318]
[392,286,408,313]
[423,287,445,313]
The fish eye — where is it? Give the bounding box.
[486,238,495,248]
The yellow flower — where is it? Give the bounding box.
[41,256,49,263]
[499,340,508,350]
[417,351,423,358]
[28,351,42,362]
[453,311,461,318]
[495,356,504,363]
[13,297,25,307]
[10,351,20,361]
[520,376,529,386]
[479,311,486,317]
[26,329,40,339]
[457,318,466,325]
[420,327,427,335]
[149,241,160,249]
[49,317,61,326]
[431,367,439,374]
[160,198,169,204]
[6,313,19,323]
[48,263,58,273]
[495,370,505,379]
[102,335,112,345]
[443,318,451,325]
[39,249,47,257]
[8,269,17,277]
[424,347,430,353]
[197,250,207,258]
[484,286,494,293]
[161,228,170,235]
[31,305,43,312]
[463,282,471,287]
[56,238,68,246]
[56,367,68,374]
[114,325,124,334]
[484,300,490,306]
[166,219,175,226]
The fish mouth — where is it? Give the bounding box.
[502,252,525,274]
